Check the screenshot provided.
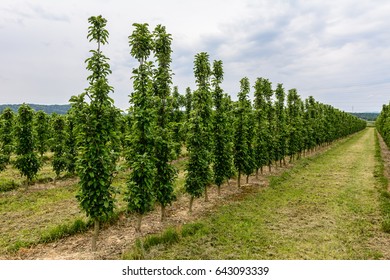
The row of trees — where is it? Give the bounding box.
[0,16,367,251]
[0,106,76,179]
[377,102,390,147]
[184,67,366,205]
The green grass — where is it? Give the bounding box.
[0,182,87,253]
[122,222,207,260]
[7,218,91,252]
[0,154,66,192]
[123,128,386,260]
[0,180,19,192]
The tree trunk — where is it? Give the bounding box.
[136,213,142,233]
[260,166,263,175]
[189,196,194,214]
[217,185,221,196]
[246,174,249,184]
[92,219,99,252]
[204,185,209,202]
[256,168,259,179]
[237,171,241,188]
[268,164,272,173]
[283,157,286,166]
[161,205,166,222]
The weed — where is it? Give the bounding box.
[0,180,20,192]
[123,227,181,260]
[8,241,32,252]
[39,219,90,243]
[181,222,207,238]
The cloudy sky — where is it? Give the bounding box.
[1,0,389,112]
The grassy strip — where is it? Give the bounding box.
[122,222,208,260]
[0,173,77,193]
[5,211,127,253]
[0,180,20,192]
[374,132,390,232]
[8,218,91,252]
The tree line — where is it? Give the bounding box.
[350,112,378,122]
[0,104,70,115]
[0,106,76,177]
[0,15,367,251]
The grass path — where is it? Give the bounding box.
[137,128,390,259]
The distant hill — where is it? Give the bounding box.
[349,112,379,121]
[0,104,71,115]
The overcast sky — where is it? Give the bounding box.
[1,0,389,112]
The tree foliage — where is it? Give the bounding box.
[64,113,77,174]
[152,24,177,221]
[212,60,234,193]
[303,96,317,152]
[69,15,119,250]
[286,89,304,161]
[14,104,41,183]
[185,52,213,211]
[51,114,67,177]
[34,110,50,157]
[274,84,287,165]
[185,87,192,122]
[171,86,185,157]
[253,78,268,175]
[125,23,156,229]
[377,102,390,147]
[0,108,15,170]
[233,77,252,186]
[262,79,275,169]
